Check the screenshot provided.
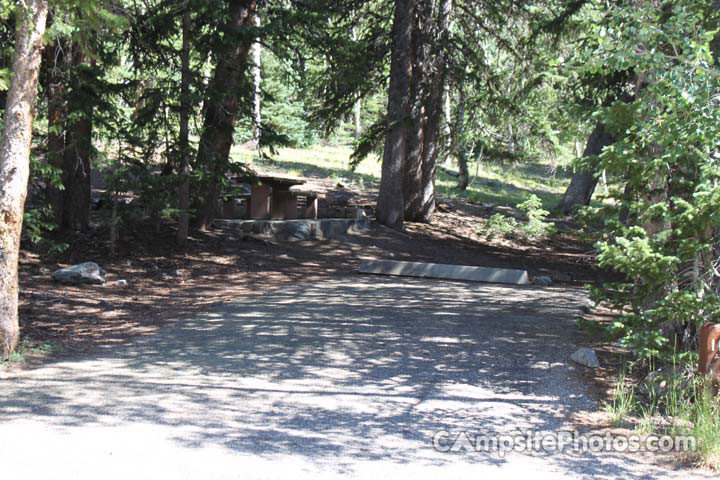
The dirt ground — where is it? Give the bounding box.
[16,195,610,367]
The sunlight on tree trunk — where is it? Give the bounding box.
[252,14,262,147]
[0,0,48,357]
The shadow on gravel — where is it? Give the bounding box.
[0,277,690,478]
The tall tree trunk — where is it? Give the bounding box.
[176,7,191,248]
[376,0,414,229]
[352,25,362,140]
[557,123,613,214]
[455,80,469,190]
[0,0,48,357]
[195,0,257,230]
[416,0,451,222]
[354,98,362,139]
[442,84,451,166]
[61,44,93,232]
[403,0,449,223]
[402,10,425,220]
[44,34,66,226]
[252,14,261,146]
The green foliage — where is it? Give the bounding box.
[1,338,57,363]
[235,50,317,148]
[579,0,720,363]
[517,193,557,238]
[481,194,556,241]
[22,206,67,254]
[483,213,519,240]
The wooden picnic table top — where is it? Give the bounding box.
[231,171,307,187]
[253,173,307,186]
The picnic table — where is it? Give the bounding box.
[247,174,324,220]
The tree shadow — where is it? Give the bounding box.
[1,276,697,477]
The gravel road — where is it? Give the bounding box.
[0,276,713,479]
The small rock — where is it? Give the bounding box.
[52,262,106,285]
[580,298,595,314]
[114,279,128,288]
[532,275,553,287]
[571,348,600,368]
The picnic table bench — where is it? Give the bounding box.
[246,174,325,220]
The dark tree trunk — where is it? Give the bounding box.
[44,35,66,226]
[60,45,93,232]
[455,80,469,190]
[194,0,257,230]
[402,11,425,220]
[376,0,415,230]
[416,0,451,222]
[557,123,614,214]
[402,0,449,223]
[417,80,443,222]
[176,7,191,247]
[0,0,48,357]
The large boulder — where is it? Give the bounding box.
[52,262,106,285]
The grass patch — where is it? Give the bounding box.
[2,338,57,364]
[603,363,720,469]
[604,369,637,426]
[668,380,720,469]
[232,144,573,209]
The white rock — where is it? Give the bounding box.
[571,348,600,368]
[114,279,128,288]
[580,298,595,314]
[52,262,106,285]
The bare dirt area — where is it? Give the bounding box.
[15,194,607,368]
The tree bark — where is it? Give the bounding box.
[252,14,261,146]
[176,7,191,247]
[352,25,362,139]
[61,44,93,232]
[195,0,257,230]
[402,9,425,220]
[455,80,469,190]
[402,0,449,223]
[557,123,613,214]
[0,0,48,357]
[44,34,66,226]
[416,0,451,222]
[376,0,414,229]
